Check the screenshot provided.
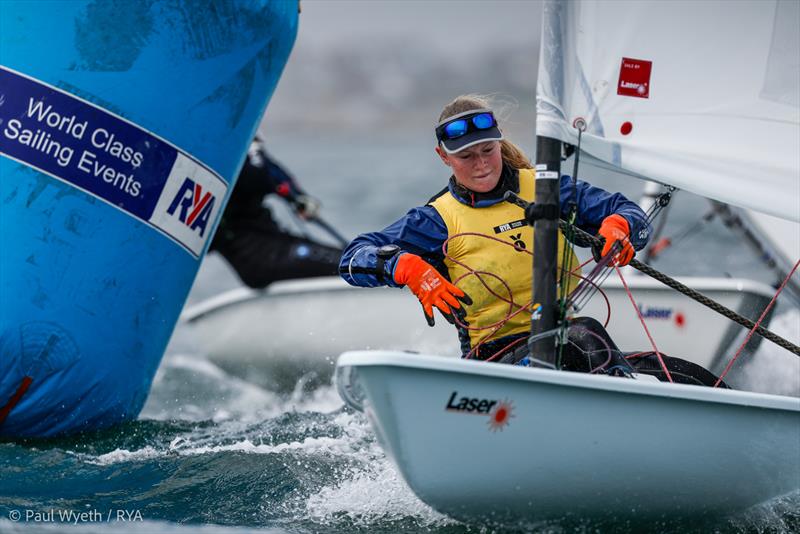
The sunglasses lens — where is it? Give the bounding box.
[443,119,468,139]
[472,113,494,129]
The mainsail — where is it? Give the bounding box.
[537,0,800,222]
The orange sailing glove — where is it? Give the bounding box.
[393,253,472,327]
[598,214,635,266]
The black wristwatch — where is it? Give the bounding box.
[376,244,401,283]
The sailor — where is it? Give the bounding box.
[210,137,342,289]
[339,94,651,361]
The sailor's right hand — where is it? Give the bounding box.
[393,253,472,327]
[598,214,635,266]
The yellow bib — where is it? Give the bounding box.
[430,168,580,348]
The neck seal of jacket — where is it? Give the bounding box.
[448,162,520,208]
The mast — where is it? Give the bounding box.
[529,0,567,367]
[529,135,562,367]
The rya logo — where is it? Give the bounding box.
[166,177,216,237]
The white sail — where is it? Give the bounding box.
[537,0,800,222]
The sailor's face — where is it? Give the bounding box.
[437,141,503,193]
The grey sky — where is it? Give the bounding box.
[264,1,545,141]
[295,0,543,54]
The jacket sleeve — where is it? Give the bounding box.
[559,175,651,251]
[339,205,448,288]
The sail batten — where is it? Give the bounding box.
[537,0,800,222]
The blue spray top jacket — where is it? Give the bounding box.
[340,166,650,287]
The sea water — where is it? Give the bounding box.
[1,132,798,533]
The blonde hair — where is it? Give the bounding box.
[438,94,532,170]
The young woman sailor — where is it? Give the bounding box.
[339,95,650,361]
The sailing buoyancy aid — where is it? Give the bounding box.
[429,167,581,348]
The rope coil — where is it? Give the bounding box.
[441,232,596,360]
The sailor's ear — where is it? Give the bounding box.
[435,145,450,166]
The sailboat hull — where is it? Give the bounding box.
[181,275,775,390]
[336,351,800,520]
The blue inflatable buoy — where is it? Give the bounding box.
[0,0,298,437]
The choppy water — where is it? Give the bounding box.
[2,132,798,533]
[2,339,798,534]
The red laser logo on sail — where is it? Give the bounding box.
[618,57,652,99]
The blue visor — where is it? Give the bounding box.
[435,110,503,153]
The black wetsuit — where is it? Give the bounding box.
[209,140,341,289]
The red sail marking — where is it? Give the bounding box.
[0,376,33,425]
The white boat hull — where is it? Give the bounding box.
[336,351,800,521]
[180,276,776,383]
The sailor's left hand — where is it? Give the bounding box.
[293,194,321,220]
[598,214,634,266]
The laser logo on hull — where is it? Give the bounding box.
[637,304,673,320]
[445,391,515,431]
